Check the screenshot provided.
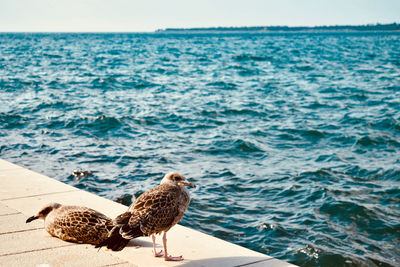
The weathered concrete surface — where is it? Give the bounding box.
[0,159,296,266]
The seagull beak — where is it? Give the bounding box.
[180,180,196,188]
[26,215,39,223]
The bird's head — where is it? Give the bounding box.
[26,202,62,223]
[161,172,196,188]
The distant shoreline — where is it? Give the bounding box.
[1,23,399,34]
[156,23,400,33]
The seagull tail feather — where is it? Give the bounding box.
[95,226,130,251]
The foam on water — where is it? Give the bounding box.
[1,32,400,266]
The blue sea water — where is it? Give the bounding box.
[1,32,400,266]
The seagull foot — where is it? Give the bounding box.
[153,250,164,257]
[164,255,183,261]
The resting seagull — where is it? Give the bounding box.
[96,172,195,261]
[26,203,113,245]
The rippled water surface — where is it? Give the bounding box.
[1,32,400,266]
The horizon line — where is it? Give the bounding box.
[1,22,399,34]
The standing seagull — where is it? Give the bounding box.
[26,203,113,245]
[96,172,195,261]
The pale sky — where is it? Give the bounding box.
[0,0,399,32]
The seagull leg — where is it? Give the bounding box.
[152,234,163,257]
[162,232,183,261]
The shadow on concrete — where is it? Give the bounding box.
[179,256,276,267]
[126,239,153,248]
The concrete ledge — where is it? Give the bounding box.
[0,159,296,267]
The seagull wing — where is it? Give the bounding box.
[124,184,182,236]
[51,206,113,244]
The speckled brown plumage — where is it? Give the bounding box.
[122,182,190,237]
[26,203,113,245]
[96,172,195,261]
